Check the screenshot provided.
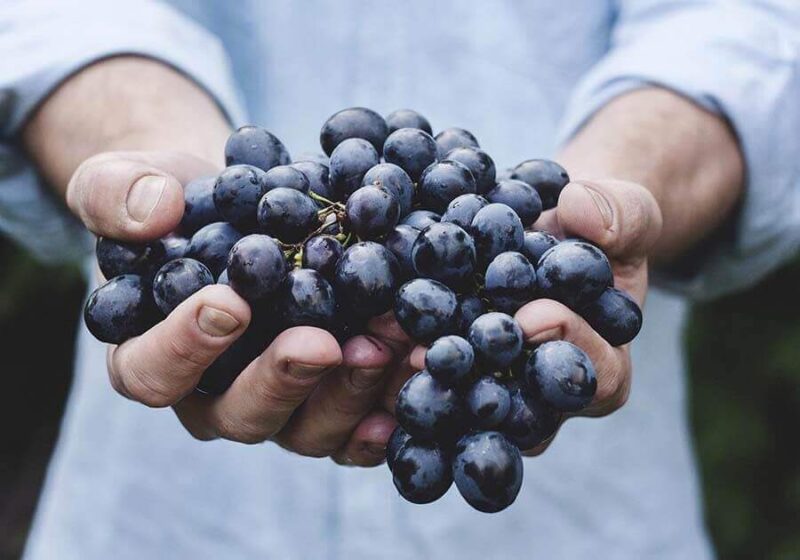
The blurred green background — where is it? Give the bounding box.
[0,237,797,560]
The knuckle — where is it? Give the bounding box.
[167,333,214,373]
[214,414,268,444]
[279,432,330,458]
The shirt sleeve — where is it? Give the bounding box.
[0,0,245,263]
[556,0,800,300]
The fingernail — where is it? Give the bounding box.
[127,175,166,222]
[288,362,330,379]
[527,326,562,345]
[579,183,614,230]
[197,306,240,337]
[349,368,384,390]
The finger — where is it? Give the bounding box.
[108,285,250,407]
[381,352,418,414]
[409,345,426,371]
[515,298,631,417]
[274,335,394,457]
[367,311,413,356]
[67,151,216,240]
[331,409,397,467]
[531,208,562,237]
[175,327,343,443]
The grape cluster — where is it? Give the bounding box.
[83,107,643,512]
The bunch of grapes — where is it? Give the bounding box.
[84,107,643,511]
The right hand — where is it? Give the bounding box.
[69,150,403,466]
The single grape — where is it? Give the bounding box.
[385,109,432,135]
[418,160,477,212]
[280,268,336,329]
[496,167,514,182]
[383,128,438,182]
[263,165,311,193]
[95,237,166,281]
[302,235,344,281]
[320,107,388,156]
[536,240,613,309]
[500,385,560,450]
[185,222,243,278]
[152,258,214,315]
[525,340,597,412]
[466,376,512,429]
[384,224,420,280]
[329,138,380,201]
[345,185,400,240]
[224,125,290,172]
[425,335,474,386]
[434,127,479,159]
[213,165,268,231]
[510,159,570,210]
[226,234,288,301]
[290,160,332,199]
[453,431,522,513]
[362,163,414,217]
[395,278,458,343]
[180,175,222,234]
[334,241,400,318]
[84,275,157,344]
[386,425,412,472]
[455,294,486,336]
[445,147,496,194]
[256,187,320,244]
[468,312,523,369]
[521,231,559,264]
[401,210,440,230]
[483,251,537,314]
[392,440,452,504]
[161,234,189,262]
[396,370,465,441]
[579,287,642,346]
[470,203,524,267]
[293,152,329,167]
[411,222,476,289]
[441,194,488,231]
[487,179,543,227]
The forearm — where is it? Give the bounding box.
[22,56,231,196]
[557,87,745,263]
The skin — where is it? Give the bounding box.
[23,58,743,464]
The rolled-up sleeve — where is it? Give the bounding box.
[0,0,244,263]
[557,0,800,300]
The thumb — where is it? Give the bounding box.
[556,179,662,262]
[67,151,217,241]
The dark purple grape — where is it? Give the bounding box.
[466,377,511,429]
[441,194,488,231]
[161,234,189,261]
[396,370,465,441]
[362,163,414,216]
[411,222,476,289]
[501,385,560,450]
[468,312,523,369]
[384,224,420,280]
[401,210,440,230]
[345,185,400,240]
[257,187,320,244]
[385,109,432,135]
[425,335,474,386]
[281,268,336,328]
[536,240,613,309]
[445,147,496,194]
[525,340,597,412]
[453,431,522,513]
[579,287,642,346]
[320,107,388,156]
[152,258,214,315]
[496,167,514,182]
[386,425,412,472]
[521,231,559,264]
[395,278,458,343]
[84,275,157,344]
[470,203,524,267]
[213,165,268,231]
[95,237,166,281]
[418,160,477,213]
[302,235,343,280]
[392,440,452,504]
[293,152,329,167]
[435,127,479,159]
[455,294,486,336]
[487,179,543,227]
[483,251,537,314]
[290,160,333,199]
[510,159,569,210]
[185,222,243,278]
[383,128,438,182]
[180,175,221,234]
[334,241,400,318]
[226,234,288,301]
[263,165,310,193]
[329,138,380,201]
[224,125,290,172]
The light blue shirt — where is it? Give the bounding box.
[1,1,798,559]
